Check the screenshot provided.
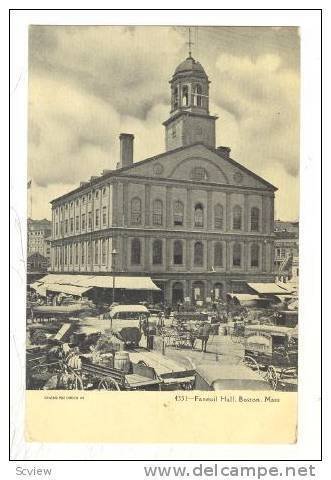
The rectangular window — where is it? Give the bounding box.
[88,242,92,264]
[55,223,58,236]
[88,212,92,229]
[95,209,100,227]
[75,216,79,231]
[75,243,79,265]
[81,243,85,264]
[153,213,162,225]
[94,241,99,264]
[70,218,74,233]
[65,219,68,234]
[102,206,107,226]
[102,239,107,265]
[81,213,86,230]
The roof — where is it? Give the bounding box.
[245,324,298,337]
[195,363,271,390]
[110,305,149,315]
[248,283,293,295]
[34,274,160,291]
[174,56,208,78]
[43,283,92,296]
[227,293,260,302]
[51,142,277,204]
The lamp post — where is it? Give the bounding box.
[111,248,118,305]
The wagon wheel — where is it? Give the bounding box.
[266,366,279,390]
[242,355,260,373]
[98,377,121,391]
[68,371,84,390]
[137,360,148,367]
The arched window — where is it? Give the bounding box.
[173,240,183,265]
[214,204,224,230]
[131,197,142,225]
[194,203,204,227]
[233,242,242,267]
[251,207,260,232]
[153,199,163,225]
[193,84,202,107]
[192,281,205,301]
[94,241,99,264]
[194,241,204,266]
[173,86,179,110]
[152,239,163,265]
[174,201,184,226]
[251,243,260,268]
[172,282,184,304]
[131,238,141,265]
[214,282,224,300]
[233,205,242,230]
[182,85,189,107]
[214,242,223,267]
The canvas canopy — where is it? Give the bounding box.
[247,283,293,295]
[43,283,92,297]
[32,274,160,292]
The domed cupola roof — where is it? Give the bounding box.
[173,56,208,79]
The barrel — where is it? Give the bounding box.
[114,351,131,373]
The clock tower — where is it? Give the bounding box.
[163,54,218,152]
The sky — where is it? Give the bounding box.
[28,25,300,221]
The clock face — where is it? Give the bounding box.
[153,163,164,176]
[233,172,243,184]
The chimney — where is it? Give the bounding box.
[119,133,134,168]
[216,146,231,159]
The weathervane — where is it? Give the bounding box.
[186,27,194,58]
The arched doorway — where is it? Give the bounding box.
[192,281,205,303]
[213,282,224,301]
[172,282,184,305]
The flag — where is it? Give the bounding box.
[27,180,32,189]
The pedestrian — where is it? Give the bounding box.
[147,324,156,350]
[198,321,212,353]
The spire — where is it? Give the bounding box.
[186,27,194,58]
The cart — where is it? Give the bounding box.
[78,357,162,391]
[243,325,298,391]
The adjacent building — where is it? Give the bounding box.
[27,218,52,273]
[274,220,299,284]
[50,54,277,305]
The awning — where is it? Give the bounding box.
[34,274,160,292]
[276,282,296,293]
[44,283,92,297]
[247,283,293,295]
[227,293,260,302]
[245,324,296,336]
